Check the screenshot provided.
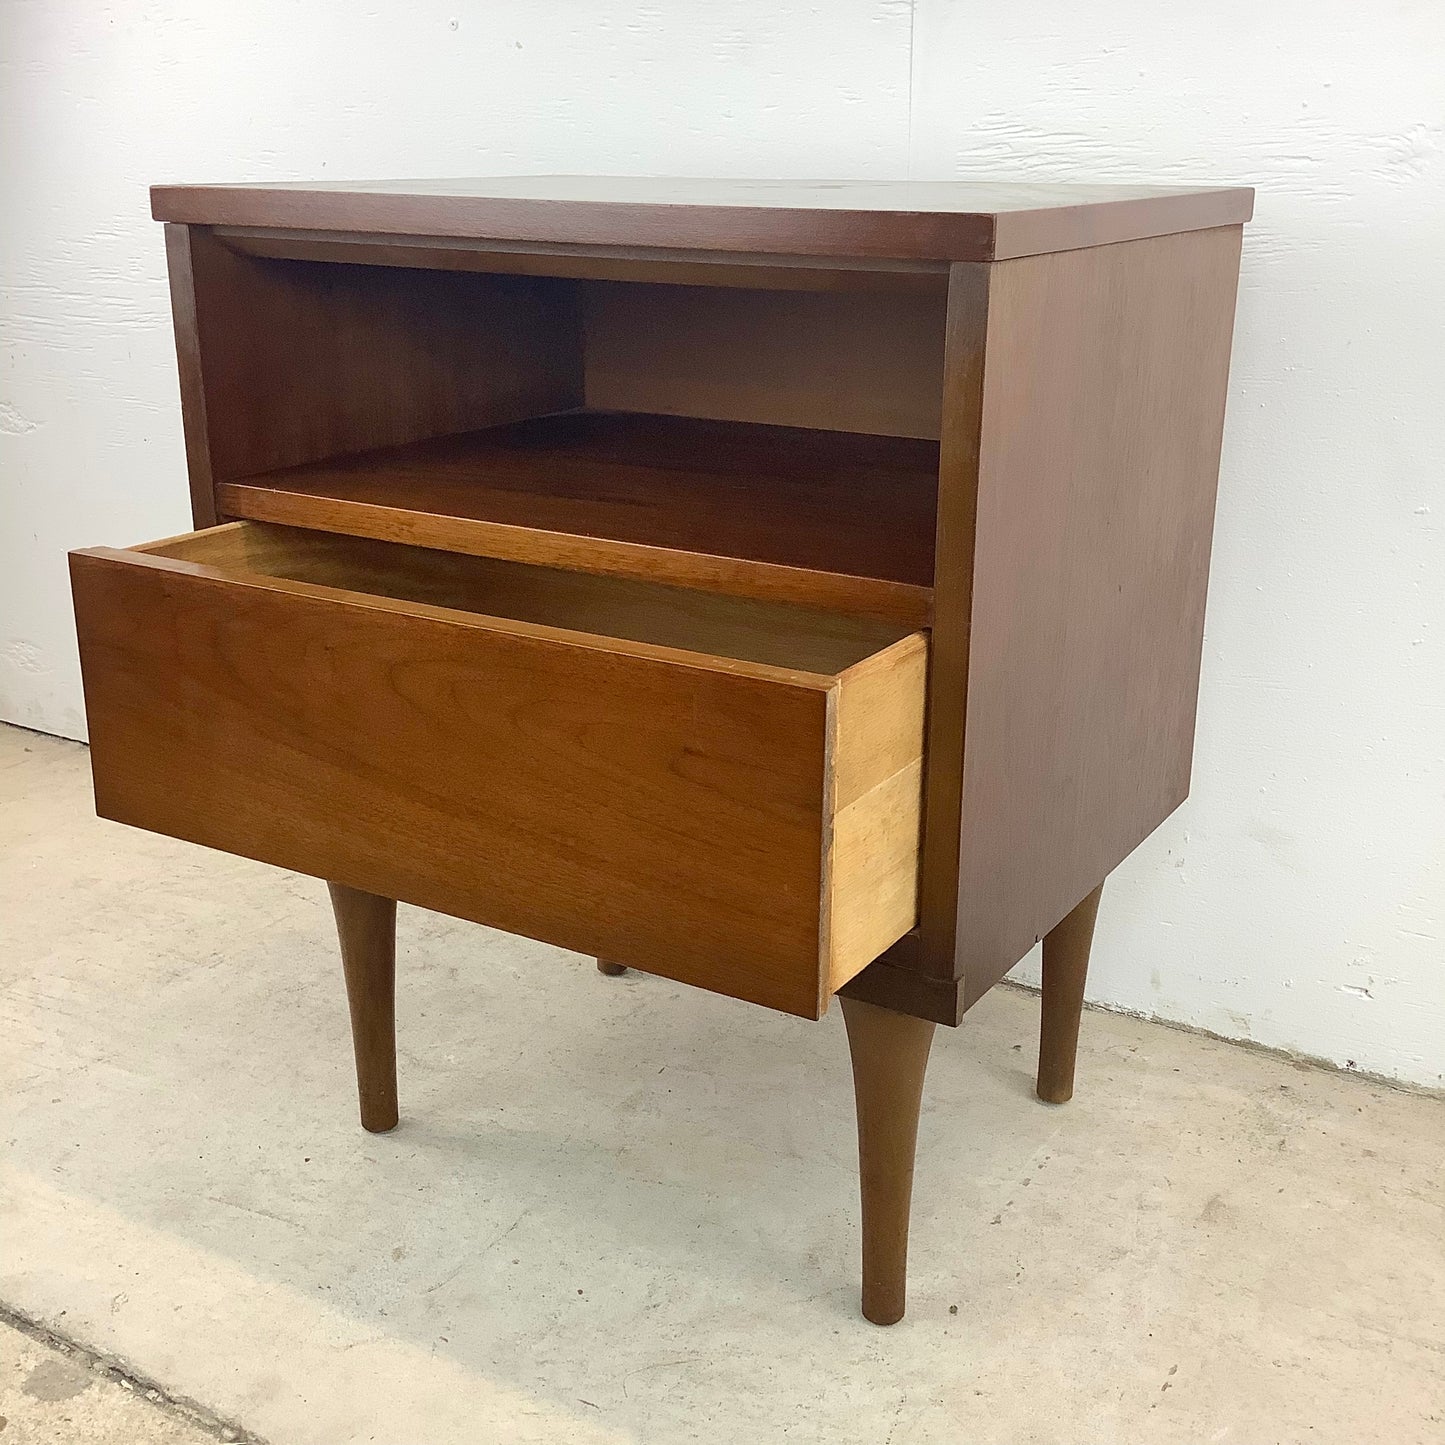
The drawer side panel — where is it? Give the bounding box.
[824,634,928,990]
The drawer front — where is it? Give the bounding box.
[70,540,925,1017]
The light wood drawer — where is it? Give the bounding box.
[70,522,926,1018]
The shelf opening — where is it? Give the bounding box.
[218,411,939,625]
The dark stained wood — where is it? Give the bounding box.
[149,188,1249,1036]
[69,533,925,1019]
[952,227,1244,1009]
[165,224,582,521]
[837,941,964,1026]
[843,257,989,1019]
[852,226,1245,1023]
[840,997,936,1325]
[151,177,1254,262]
[217,412,939,626]
[214,227,953,294]
[991,200,1247,263]
[903,262,991,995]
[580,283,945,438]
[163,225,220,528]
[1037,883,1104,1105]
[327,882,399,1132]
[67,172,1253,1324]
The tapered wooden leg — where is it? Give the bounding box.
[1036,882,1104,1105]
[327,882,398,1133]
[840,996,936,1325]
[597,959,627,976]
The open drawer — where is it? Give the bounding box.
[70,523,926,1018]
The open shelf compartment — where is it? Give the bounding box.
[219,410,940,625]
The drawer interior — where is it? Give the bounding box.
[144,521,919,673]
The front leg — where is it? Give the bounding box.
[840,996,936,1325]
[327,882,398,1133]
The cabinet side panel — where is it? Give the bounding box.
[957,226,1244,1006]
[167,225,584,509]
[164,225,221,527]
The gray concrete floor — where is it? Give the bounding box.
[0,1316,240,1444]
[2,721,1442,1445]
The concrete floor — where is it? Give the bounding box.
[0,1318,235,1444]
[2,721,1442,1445]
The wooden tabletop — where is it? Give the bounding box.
[151,176,1254,261]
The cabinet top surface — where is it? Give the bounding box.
[151,176,1253,261]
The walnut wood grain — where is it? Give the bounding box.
[69,528,925,1018]
[217,412,939,626]
[150,521,915,673]
[64,172,1256,1333]
[146,179,1249,1034]
[151,177,1253,262]
[850,225,1245,1023]
[950,227,1243,1009]
[164,223,582,514]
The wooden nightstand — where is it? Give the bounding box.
[70,177,1251,1324]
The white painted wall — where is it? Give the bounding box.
[3,2,1441,1086]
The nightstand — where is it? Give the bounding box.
[71,177,1250,1323]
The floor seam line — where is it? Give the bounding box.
[0,1299,268,1445]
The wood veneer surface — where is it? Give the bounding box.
[219,411,940,624]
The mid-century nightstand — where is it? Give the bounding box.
[70,177,1250,1323]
